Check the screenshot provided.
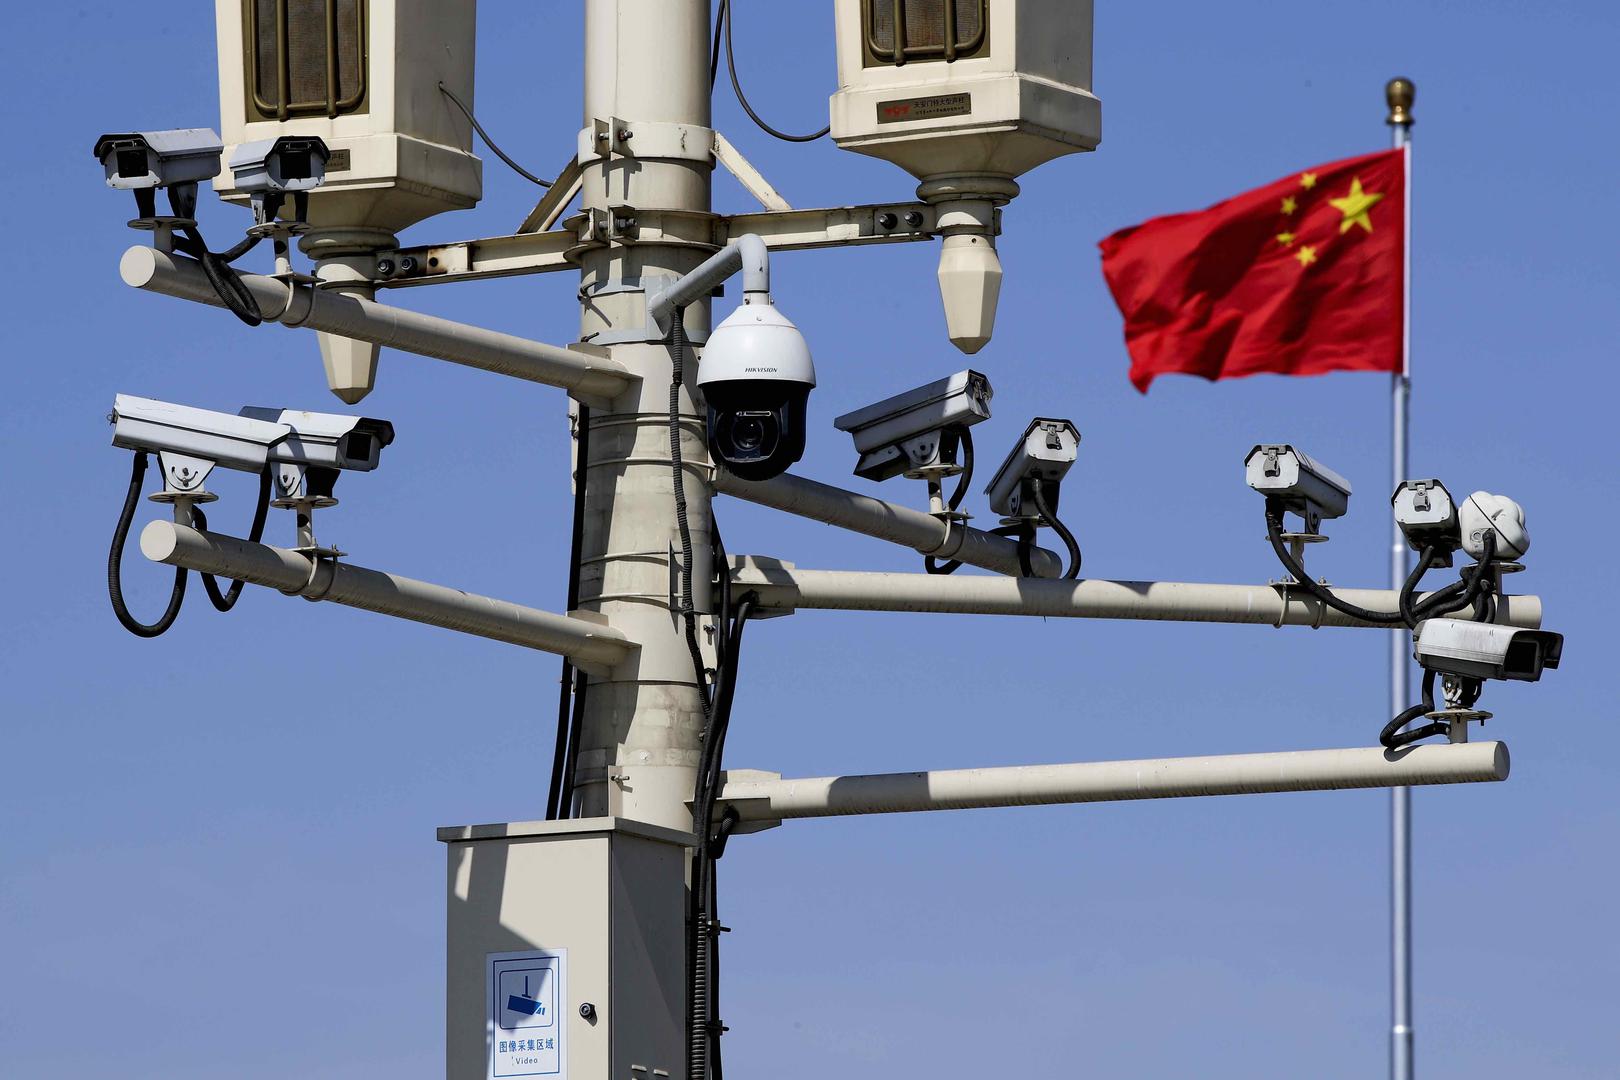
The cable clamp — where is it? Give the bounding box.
[925,515,969,562]
[288,545,345,602]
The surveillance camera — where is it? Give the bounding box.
[696,298,816,482]
[1413,617,1563,683]
[1245,444,1350,533]
[239,406,396,503]
[93,128,222,218]
[833,369,992,482]
[227,135,331,223]
[1458,491,1529,561]
[111,393,289,498]
[985,418,1080,519]
[1392,479,1460,558]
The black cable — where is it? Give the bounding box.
[1397,543,1441,629]
[1030,476,1081,580]
[722,0,830,142]
[924,428,974,575]
[438,81,551,187]
[710,0,729,89]
[1381,669,1449,749]
[1263,500,1406,625]
[107,452,187,638]
[174,226,263,326]
[689,598,755,1080]
[549,405,593,821]
[556,667,589,817]
[1414,532,1497,621]
[192,466,273,612]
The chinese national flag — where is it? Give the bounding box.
[1100,148,1406,393]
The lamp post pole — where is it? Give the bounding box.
[569,0,719,830]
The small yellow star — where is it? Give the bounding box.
[1276,231,1296,246]
[1300,172,1318,190]
[1295,244,1318,267]
[1281,196,1298,214]
[1329,176,1385,234]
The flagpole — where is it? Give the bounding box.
[1386,75,1416,1080]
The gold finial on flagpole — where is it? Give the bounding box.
[1385,77,1415,128]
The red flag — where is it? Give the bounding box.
[1100,148,1406,393]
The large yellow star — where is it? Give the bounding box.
[1295,244,1318,267]
[1280,196,1298,215]
[1329,177,1384,234]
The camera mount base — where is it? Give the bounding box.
[1424,708,1492,743]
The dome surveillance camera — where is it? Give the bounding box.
[696,299,816,481]
[1458,491,1529,561]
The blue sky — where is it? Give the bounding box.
[3,2,1617,1077]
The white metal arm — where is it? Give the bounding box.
[713,742,1510,824]
[120,246,634,401]
[140,520,635,673]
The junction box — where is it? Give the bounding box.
[439,818,692,1080]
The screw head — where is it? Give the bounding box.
[904,210,924,227]
[877,212,898,229]
[398,256,418,274]
[578,1002,597,1021]
[375,258,396,276]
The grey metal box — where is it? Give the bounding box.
[439,817,692,1080]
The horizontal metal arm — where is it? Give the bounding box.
[715,742,1509,823]
[726,565,1543,630]
[120,246,633,401]
[714,471,1063,579]
[140,520,635,672]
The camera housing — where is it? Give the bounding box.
[239,405,395,503]
[1458,491,1530,561]
[111,393,289,497]
[834,369,992,482]
[696,299,816,481]
[1392,479,1461,559]
[985,417,1080,519]
[227,135,330,222]
[1413,617,1563,683]
[93,128,223,218]
[1245,444,1351,533]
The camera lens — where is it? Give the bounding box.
[732,415,766,452]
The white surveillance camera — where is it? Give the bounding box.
[833,369,992,482]
[1245,444,1350,533]
[1392,479,1460,557]
[239,406,396,504]
[111,393,289,499]
[93,128,222,218]
[238,407,394,472]
[1413,617,1563,683]
[985,418,1080,519]
[1458,491,1529,561]
[696,298,816,482]
[228,135,331,223]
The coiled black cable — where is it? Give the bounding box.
[1030,476,1081,580]
[924,429,975,575]
[107,452,187,638]
[191,466,273,612]
[1382,670,1443,749]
